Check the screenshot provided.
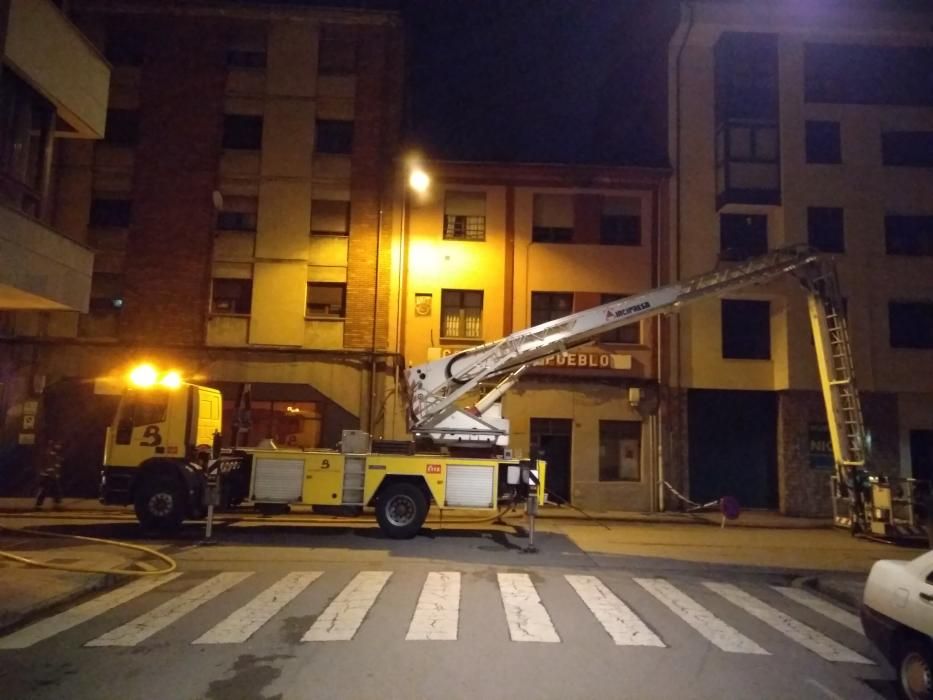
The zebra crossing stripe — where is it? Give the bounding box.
[566,575,665,647]
[406,572,460,641]
[302,571,392,641]
[634,578,768,655]
[194,572,323,645]
[85,572,252,647]
[0,573,183,650]
[497,573,560,643]
[771,587,863,635]
[704,582,872,664]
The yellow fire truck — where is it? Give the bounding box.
[99,247,928,541]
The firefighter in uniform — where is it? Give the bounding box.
[35,441,63,509]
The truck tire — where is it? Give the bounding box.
[897,639,933,700]
[134,477,186,532]
[375,482,428,539]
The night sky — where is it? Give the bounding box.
[403,0,676,166]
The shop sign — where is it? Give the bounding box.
[808,423,834,470]
[532,352,630,370]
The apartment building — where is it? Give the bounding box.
[667,0,933,515]
[0,0,110,488]
[392,161,669,511]
[0,0,402,494]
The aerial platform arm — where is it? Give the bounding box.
[403,246,855,449]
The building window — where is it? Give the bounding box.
[882,132,933,168]
[886,215,933,257]
[0,71,53,217]
[889,301,933,349]
[807,207,845,253]
[599,420,641,482]
[227,50,266,69]
[443,191,486,241]
[805,44,933,107]
[600,294,640,344]
[318,31,356,75]
[89,198,133,228]
[311,199,350,236]
[104,109,139,147]
[216,196,258,232]
[530,292,573,327]
[441,289,483,339]
[600,197,641,246]
[722,299,770,359]
[211,278,252,315]
[306,282,346,318]
[105,32,145,67]
[315,120,353,155]
[720,213,767,260]
[805,121,841,164]
[222,115,263,150]
[532,193,573,243]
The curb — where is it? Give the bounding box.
[0,572,121,636]
[795,575,861,611]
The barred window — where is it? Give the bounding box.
[443,191,486,241]
[441,289,483,339]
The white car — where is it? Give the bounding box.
[862,549,933,700]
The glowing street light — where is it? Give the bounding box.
[408,167,431,194]
[128,363,158,388]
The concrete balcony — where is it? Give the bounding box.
[0,204,93,311]
[3,0,110,138]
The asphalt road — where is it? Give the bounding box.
[0,523,899,700]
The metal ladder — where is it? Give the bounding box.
[807,266,867,468]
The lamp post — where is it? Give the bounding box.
[389,162,431,438]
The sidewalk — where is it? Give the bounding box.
[802,575,866,610]
[0,522,157,634]
[0,497,833,530]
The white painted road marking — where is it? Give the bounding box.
[194,572,322,644]
[704,582,872,664]
[302,571,392,641]
[772,586,863,635]
[566,575,665,647]
[406,572,460,641]
[85,572,252,647]
[497,573,559,643]
[0,573,183,650]
[634,578,768,655]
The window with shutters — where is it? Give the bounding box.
[600,197,641,245]
[211,279,253,315]
[532,193,573,243]
[311,199,350,236]
[443,191,486,241]
[306,282,346,318]
[216,196,258,232]
[441,289,483,339]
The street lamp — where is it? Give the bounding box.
[408,167,431,195]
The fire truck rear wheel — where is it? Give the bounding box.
[134,477,186,532]
[375,482,428,539]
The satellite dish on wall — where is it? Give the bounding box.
[211,190,224,211]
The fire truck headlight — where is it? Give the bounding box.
[160,371,183,389]
[129,363,158,388]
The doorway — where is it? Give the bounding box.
[911,430,933,482]
[530,418,573,504]
[688,389,778,509]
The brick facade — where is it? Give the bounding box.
[344,24,403,350]
[119,19,226,345]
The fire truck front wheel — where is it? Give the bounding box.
[134,476,186,532]
[375,482,428,539]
